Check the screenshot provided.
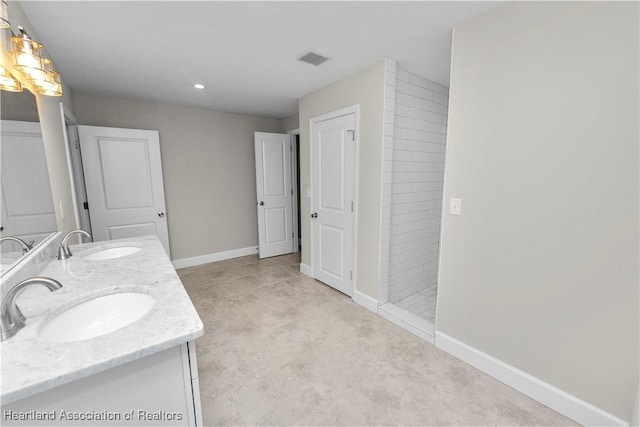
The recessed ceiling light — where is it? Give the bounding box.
[193,83,205,89]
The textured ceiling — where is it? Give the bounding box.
[19,1,501,119]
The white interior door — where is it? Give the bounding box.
[0,120,57,247]
[254,132,294,258]
[311,112,356,296]
[78,125,170,256]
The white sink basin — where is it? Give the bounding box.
[39,291,156,342]
[82,246,141,261]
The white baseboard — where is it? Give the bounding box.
[300,263,312,277]
[172,246,258,269]
[353,290,378,313]
[378,303,435,344]
[435,332,629,427]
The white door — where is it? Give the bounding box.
[310,112,356,296]
[0,120,56,245]
[254,132,294,258]
[78,126,170,256]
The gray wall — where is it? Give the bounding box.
[1,91,39,122]
[73,92,282,261]
[299,60,385,299]
[280,114,299,132]
[437,2,639,421]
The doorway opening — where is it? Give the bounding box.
[377,63,449,342]
[289,131,301,252]
[60,103,91,235]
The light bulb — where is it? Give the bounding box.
[17,52,38,68]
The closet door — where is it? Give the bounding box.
[310,111,356,296]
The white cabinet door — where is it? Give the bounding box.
[78,126,170,257]
[254,132,294,258]
[0,120,56,245]
[310,113,356,296]
[2,342,201,426]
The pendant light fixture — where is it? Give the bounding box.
[10,27,46,80]
[0,64,22,92]
[1,2,62,97]
[0,1,22,93]
[0,1,10,29]
[34,58,62,96]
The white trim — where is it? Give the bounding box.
[435,29,458,338]
[290,133,299,254]
[172,246,258,269]
[310,105,358,124]
[299,262,312,277]
[435,332,629,427]
[351,107,361,301]
[287,128,301,255]
[378,303,435,344]
[179,342,197,427]
[59,102,81,231]
[352,290,377,313]
[378,58,397,306]
[61,103,92,233]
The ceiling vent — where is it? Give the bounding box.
[297,49,331,66]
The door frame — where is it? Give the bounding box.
[287,128,300,254]
[60,102,91,234]
[309,104,360,295]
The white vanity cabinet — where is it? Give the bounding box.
[2,341,202,426]
[1,237,204,426]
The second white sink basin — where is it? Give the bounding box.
[39,291,156,342]
[82,246,141,261]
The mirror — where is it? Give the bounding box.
[0,89,57,275]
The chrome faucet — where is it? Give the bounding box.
[57,229,92,261]
[0,236,34,255]
[1,276,62,341]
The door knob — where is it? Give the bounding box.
[158,211,165,218]
[311,212,318,218]
[259,201,264,206]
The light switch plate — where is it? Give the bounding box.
[450,198,462,216]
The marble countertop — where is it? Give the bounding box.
[0,236,204,405]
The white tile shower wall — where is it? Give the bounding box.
[378,58,397,305]
[387,67,449,304]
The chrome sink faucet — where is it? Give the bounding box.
[0,236,34,255]
[57,229,92,261]
[1,277,62,341]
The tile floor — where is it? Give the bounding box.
[177,253,577,426]
[394,284,438,324]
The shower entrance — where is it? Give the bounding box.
[377,61,449,343]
